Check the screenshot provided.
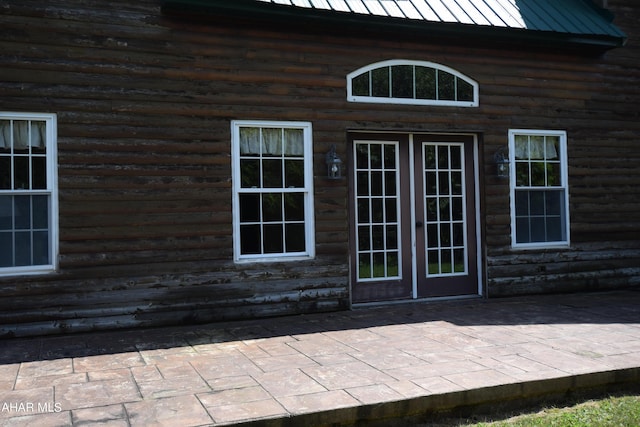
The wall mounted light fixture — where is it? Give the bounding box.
[326,144,343,179]
[494,146,510,179]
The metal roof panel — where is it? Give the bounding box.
[165,0,627,48]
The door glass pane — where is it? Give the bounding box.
[354,141,401,282]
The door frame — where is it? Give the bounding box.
[348,131,484,305]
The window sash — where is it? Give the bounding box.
[232,121,315,262]
[0,112,57,276]
[509,129,569,248]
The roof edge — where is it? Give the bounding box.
[161,0,627,51]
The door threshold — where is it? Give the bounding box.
[352,294,483,309]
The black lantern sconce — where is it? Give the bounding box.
[494,146,510,179]
[326,144,343,179]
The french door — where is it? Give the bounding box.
[350,133,479,303]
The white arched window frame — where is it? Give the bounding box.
[347,60,479,107]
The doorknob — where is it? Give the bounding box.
[416,221,423,228]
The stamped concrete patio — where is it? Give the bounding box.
[1,289,639,426]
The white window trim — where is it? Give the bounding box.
[347,59,479,107]
[0,112,58,276]
[231,120,315,263]
[509,129,570,249]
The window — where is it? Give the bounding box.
[509,129,569,248]
[0,112,58,275]
[347,60,478,107]
[232,121,315,262]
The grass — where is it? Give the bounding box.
[458,395,640,427]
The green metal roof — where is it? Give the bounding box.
[162,0,627,50]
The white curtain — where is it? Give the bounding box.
[515,135,558,160]
[240,127,304,156]
[0,120,46,150]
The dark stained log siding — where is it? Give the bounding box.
[0,0,639,336]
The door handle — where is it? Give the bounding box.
[416,221,423,228]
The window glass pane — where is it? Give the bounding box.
[358,225,370,251]
[384,171,396,196]
[450,146,461,169]
[545,191,562,216]
[357,199,370,223]
[33,230,49,265]
[262,128,282,157]
[372,225,384,250]
[356,144,368,169]
[13,121,30,151]
[441,249,452,273]
[284,159,304,188]
[370,171,382,196]
[427,224,438,248]
[426,172,437,195]
[240,159,260,188]
[262,159,282,188]
[514,135,529,160]
[529,136,545,159]
[369,144,382,169]
[438,172,449,194]
[0,120,11,150]
[239,194,260,222]
[415,66,436,100]
[515,162,530,187]
[383,145,396,169]
[15,196,30,230]
[0,196,12,230]
[516,218,530,243]
[457,78,473,102]
[32,157,46,189]
[371,198,383,223]
[437,71,455,100]
[359,253,371,279]
[30,121,46,151]
[424,145,436,169]
[263,224,283,253]
[428,250,439,274]
[545,136,559,160]
[0,156,10,189]
[547,163,561,186]
[529,191,545,215]
[240,224,261,254]
[357,172,369,196]
[426,198,437,222]
[372,252,385,277]
[371,67,390,97]
[32,196,49,229]
[0,232,12,267]
[453,223,464,246]
[391,65,413,98]
[262,193,282,222]
[352,72,370,97]
[385,199,397,222]
[531,162,546,186]
[515,191,529,216]
[284,193,304,221]
[239,127,260,156]
[387,252,399,277]
[451,172,462,195]
[285,223,305,252]
[453,248,465,272]
[438,145,449,169]
[386,225,398,250]
[14,156,29,189]
[15,231,31,266]
[439,197,450,221]
[546,217,563,242]
[452,197,463,221]
[283,128,304,157]
[530,217,546,242]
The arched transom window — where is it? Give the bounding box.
[347,60,478,107]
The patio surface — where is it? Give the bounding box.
[1,289,639,426]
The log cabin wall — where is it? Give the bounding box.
[0,0,638,336]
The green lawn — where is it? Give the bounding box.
[461,395,640,427]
